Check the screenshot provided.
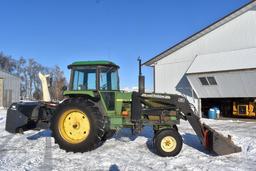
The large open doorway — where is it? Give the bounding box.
[201,98,256,119]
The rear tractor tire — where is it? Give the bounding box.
[50,98,105,152]
[154,129,183,157]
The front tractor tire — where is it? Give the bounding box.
[50,98,105,152]
[154,129,183,157]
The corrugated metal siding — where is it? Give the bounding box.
[0,79,3,107]
[186,69,256,98]
[0,70,21,107]
[155,60,192,94]
[154,8,256,97]
[187,48,256,74]
[144,1,256,66]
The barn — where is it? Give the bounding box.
[0,70,21,108]
[144,1,256,118]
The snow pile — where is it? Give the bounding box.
[0,110,255,171]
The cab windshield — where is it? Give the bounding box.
[72,67,97,91]
[71,66,119,91]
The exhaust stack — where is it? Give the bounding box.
[138,58,145,94]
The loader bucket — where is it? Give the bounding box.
[202,124,242,155]
[186,113,241,156]
[5,102,40,133]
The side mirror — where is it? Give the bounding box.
[62,86,67,91]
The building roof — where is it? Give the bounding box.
[68,60,119,68]
[186,48,256,74]
[0,69,21,80]
[143,0,256,66]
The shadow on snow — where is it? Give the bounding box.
[114,126,210,156]
[27,129,52,140]
[25,127,211,156]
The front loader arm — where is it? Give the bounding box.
[135,93,241,155]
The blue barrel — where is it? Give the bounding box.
[208,108,217,119]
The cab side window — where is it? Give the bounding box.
[99,67,119,91]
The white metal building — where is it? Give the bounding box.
[0,70,21,108]
[144,1,256,117]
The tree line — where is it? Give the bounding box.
[0,51,67,101]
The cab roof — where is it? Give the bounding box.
[68,60,119,69]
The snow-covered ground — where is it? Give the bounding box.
[0,109,255,171]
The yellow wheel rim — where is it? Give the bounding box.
[58,109,90,144]
[161,136,177,152]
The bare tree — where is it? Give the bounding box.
[16,57,27,98]
[51,65,67,100]
[0,52,16,73]
[0,51,67,101]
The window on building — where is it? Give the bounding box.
[199,77,209,85]
[207,77,217,85]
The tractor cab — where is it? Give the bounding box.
[65,61,128,114]
[67,61,120,92]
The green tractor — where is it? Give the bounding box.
[6,60,241,157]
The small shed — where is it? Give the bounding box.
[0,70,21,108]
